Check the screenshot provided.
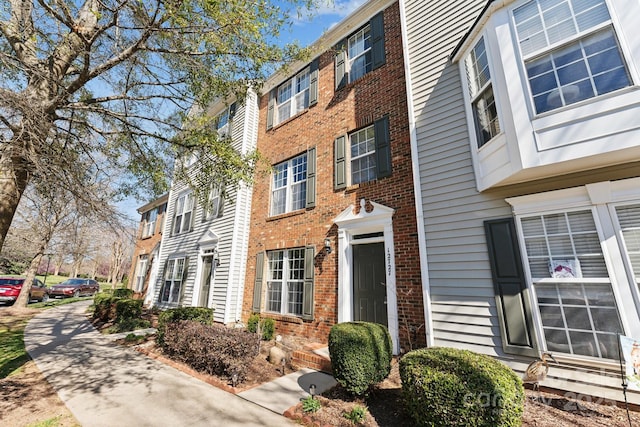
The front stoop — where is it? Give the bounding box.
[292,343,332,373]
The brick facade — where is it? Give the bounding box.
[127,195,168,300]
[242,2,426,352]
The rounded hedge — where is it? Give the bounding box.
[328,322,393,395]
[399,347,524,427]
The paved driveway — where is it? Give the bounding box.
[24,301,294,427]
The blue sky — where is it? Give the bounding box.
[118,0,367,222]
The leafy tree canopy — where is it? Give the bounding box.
[0,0,317,251]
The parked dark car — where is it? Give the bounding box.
[0,277,49,305]
[49,278,99,298]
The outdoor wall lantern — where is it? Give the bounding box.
[324,238,332,254]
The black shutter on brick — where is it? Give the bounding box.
[374,115,391,179]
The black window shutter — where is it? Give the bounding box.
[484,218,538,357]
[309,59,319,106]
[229,102,237,119]
[306,147,316,208]
[335,50,347,90]
[179,257,189,306]
[158,259,169,303]
[370,12,386,70]
[266,89,276,130]
[302,246,315,320]
[334,135,347,190]
[374,115,392,179]
[252,252,265,312]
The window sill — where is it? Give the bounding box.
[269,108,310,131]
[267,209,306,222]
[262,312,304,324]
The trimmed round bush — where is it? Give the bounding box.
[399,347,524,427]
[328,322,393,395]
[156,306,214,346]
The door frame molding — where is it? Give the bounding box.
[334,199,399,354]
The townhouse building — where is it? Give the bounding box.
[242,0,424,354]
[402,0,640,402]
[128,193,168,301]
[148,92,258,324]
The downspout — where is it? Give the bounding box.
[398,0,434,347]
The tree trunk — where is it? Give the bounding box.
[0,152,31,253]
[14,253,43,308]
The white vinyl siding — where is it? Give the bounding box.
[154,91,258,322]
[513,0,631,113]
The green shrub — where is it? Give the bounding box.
[163,320,257,382]
[157,307,214,346]
[399,347,524,427]
[328,322,393,395]
[107,319,151,334]
[301,396,321,413]
[247,314,275,341]
[115,299,142,322]
[343,405,367,424]
[113,288,134,298]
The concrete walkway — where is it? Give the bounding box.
[24,301,297,427]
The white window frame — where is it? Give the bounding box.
[512,0,631,114]
[348,125,376,185]
[464,36,501,147]
[266,248,305,316]
[348,24,372,83]
[160,257,186,304]
[205,186,223,220]
[142,207,158,238]
[275,68,310,125]
[134,255,148,292]
[216,104,233,137]
[507,178,640,363]
[173,192,194,235]
[270,153,307,216]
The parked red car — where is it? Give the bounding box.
[48,278,99,298]
[0,277,49,305]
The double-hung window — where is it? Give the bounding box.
[266,249,305,316]
[142,207,158,238]
[173,192,194,234]
[134,255,148,292]
[276,69,310,125]
[513,0,631,114]
[334,116,391,189]
[519,210,623,359]
[160,257,187,304]
[335,12,385,89]
[465,37,500,147]
[205,186,224,220]
[271,153,307,216]
[348,26,372,83]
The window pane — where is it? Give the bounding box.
[267,282,282,312]
[287,282,303,315]
[570,331,598,357]
[473,85,500,147]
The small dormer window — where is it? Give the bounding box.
[513,0,631,114]
[465,37,500,147]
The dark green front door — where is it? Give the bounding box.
[353,242,387,326]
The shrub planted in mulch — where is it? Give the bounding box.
[399,347,524,427]
[156,306,214,345]
[162,320,258,383]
